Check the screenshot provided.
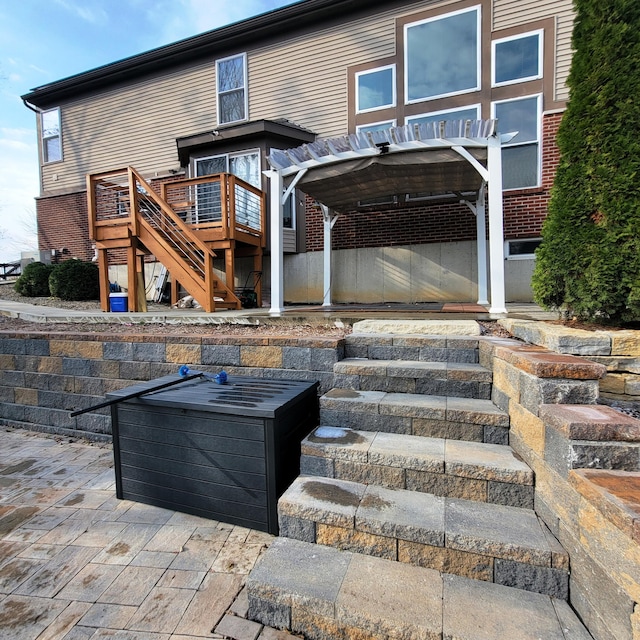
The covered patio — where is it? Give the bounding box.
[266,120,513,315]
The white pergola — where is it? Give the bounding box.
[265,119,512,315]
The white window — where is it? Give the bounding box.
[406,105,481,127]
[492,30,543,87]
[194,150,260,224]
[216,54,247,125]
[41,108,62,163]
[405,6,481,103]
[505,238,542,259]
[356,65,396,113]
[356,120,396,135]
[493,95,541,190]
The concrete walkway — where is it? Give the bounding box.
[0,299,560,325]
[0,427,296,640]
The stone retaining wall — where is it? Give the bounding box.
[0,331,343,440]
[2,327,640,638]
[500,319,640,402]
[483,336,640,640]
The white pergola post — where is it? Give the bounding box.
[487,135,507,314]
[475,182,489,306]
[266,169,285,313]
[320,205,339,307]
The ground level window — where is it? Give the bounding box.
[505,238,542,259]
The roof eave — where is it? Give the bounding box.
[22,0,394,107]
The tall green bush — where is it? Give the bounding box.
[14,262,55,297]
[49,259,100,301]
[532,0,640,323]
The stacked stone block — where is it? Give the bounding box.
[0,331,343,439]
[486,334,640,639]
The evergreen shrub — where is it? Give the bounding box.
[49,259,100,301]
[14,262,55,297]
[532,0,640,323]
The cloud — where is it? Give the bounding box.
[53,0,108,25]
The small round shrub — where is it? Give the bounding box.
[49,259,100,301]
[14,262,55,297]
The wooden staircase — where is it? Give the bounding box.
[87,167,266,312]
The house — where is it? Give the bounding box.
[22,0,573,312]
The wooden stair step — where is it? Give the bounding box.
[278,476,568,598]
[247,537,591,640]
[319,389,510,445]
[300,426,533,508]
[334,358,492,398]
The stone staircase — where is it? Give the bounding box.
[247,327,594,639]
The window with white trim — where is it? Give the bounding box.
[216,54,247,125]
[493,95,541,190]
[41,108,62,163]
[356,65,396,113]
[406,105,481,127]
[492,30,543,87]
[194,149,260,224]
[405,6,481,103]
[505,238,542,259]
[356,120,396,135]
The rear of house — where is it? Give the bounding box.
[23,0,573,307]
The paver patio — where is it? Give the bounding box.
[0,427,298,639]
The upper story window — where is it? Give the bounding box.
[216,53,247,125]
[356,120,396,135]
[492,94,541,190]
[405,6,481,103]
[41,108,62,163]
[406,105,480,127]
[356,65,396,113]
[492,30,543,86]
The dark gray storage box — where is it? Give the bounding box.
[108,374,319,534]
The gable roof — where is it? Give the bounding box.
[22,0,396,108]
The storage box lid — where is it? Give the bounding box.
[106,374,318,418]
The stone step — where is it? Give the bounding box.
[278,476,568,599]
[334,357,492,398]
[247,537,591,640]
[345,333,480,363]
[300,426,534,509]
[320,388,510,445]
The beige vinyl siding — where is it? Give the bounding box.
[493,0,575,102]
[248,10,402,138]
[43,0,574,193]
[42,60,217,192]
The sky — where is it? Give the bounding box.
[0,0,298,261]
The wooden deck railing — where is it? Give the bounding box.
[86,167,263,311]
